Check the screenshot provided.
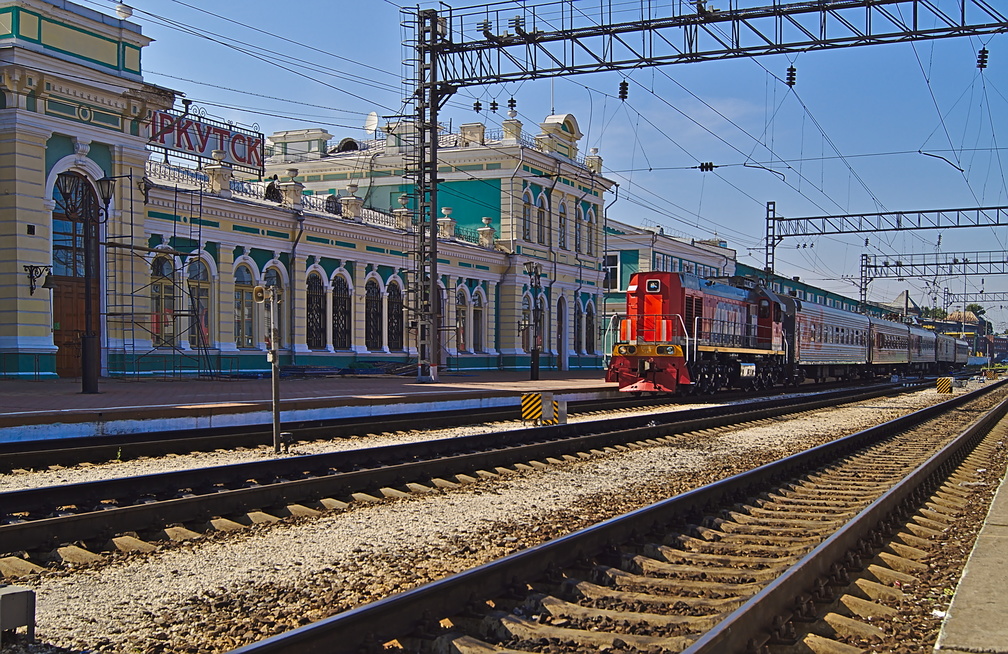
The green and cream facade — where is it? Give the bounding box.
[264,113,615,373]
[0,0,621,378]
[0,0,167,378]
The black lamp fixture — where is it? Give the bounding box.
[523,260,544,381]
[96,175,116,209]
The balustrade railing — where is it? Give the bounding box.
[454,226,480,244]
[143,161,493,245]
[145,160,209,187]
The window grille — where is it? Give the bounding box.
[151,257,176,347]
[455,288,467,352]
[234,265,254,348]
[332,277,351,349]
[187,259,211,348]
[387,282,404,351]
[473,294,484,353]
[306,273,325,349]
[365,279,382,350]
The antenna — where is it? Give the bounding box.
[364,111,379,137]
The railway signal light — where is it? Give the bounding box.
[618,79,629,100]
[786,65,796,86]
[978,47,989,69]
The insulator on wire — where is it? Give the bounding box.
[473,100,482,113]
[490,99,498,113]
[699,161,714,172]
[507,97,517,111]
[618,79,629,101]
[978,47,989,69]
[786,65,796,87]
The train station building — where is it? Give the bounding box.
[0,0,628,380]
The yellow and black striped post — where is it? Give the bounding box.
[521,392,560,425]
[936,377,953,394]
[521,392,543,423]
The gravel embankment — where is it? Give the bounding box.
[1,387,986,654]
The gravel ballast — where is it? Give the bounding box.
[1,386,991,653]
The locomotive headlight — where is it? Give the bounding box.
[617,345,637,355]
[656,346,675,355]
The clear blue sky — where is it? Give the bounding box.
[85,0,1007,328]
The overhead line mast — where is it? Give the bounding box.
[402,1,1008,381]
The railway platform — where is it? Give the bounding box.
[934,447,1008,654]
[0,369,616,443]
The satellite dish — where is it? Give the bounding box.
[364,111,379,136]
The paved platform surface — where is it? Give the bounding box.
[934,457,1008,653]
[0,369,616,441]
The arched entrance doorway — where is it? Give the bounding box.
[51,172,101,378]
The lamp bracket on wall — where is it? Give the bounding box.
[24,264,52,295]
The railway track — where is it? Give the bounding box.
[223,380,1007,654]
[0,379,917,471]
[0,383,915,572]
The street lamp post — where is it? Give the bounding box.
[55,172,116,394]
[523,261,543,381]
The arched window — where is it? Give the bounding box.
[234,265,255,348]
[151,256,176,347]
[557,203,568,250]
[263,268,283,348]
[521,192,532,241]
[472,293,485,353]
[574,206,583,253]
[585,210,595,256]
[365,278,382,350]
[387,281,404,351]
[536,195,548,245]
[585,304,596,353]
[521,295,532,353]
[187,259,211,348]
[332,276,351,349]
[455,288,468,353]
[306,272,325,349]
[574,301,584,354]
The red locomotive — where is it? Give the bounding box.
[606,271,966,394]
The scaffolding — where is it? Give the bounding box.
[104,169,223,379]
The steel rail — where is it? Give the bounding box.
[227,380,1004,654]
[0,393,667,470]
[0,378,924,471]
[684,390,1008,651]
[1,384,907,557]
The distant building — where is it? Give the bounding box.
[601,220,734,303]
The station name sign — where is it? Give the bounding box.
[147,109,264,175]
